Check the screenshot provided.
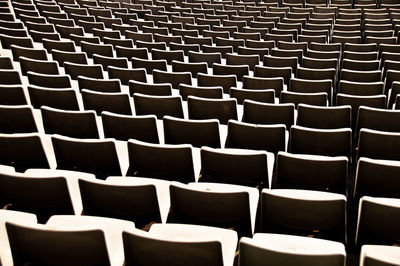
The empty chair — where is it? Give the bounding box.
[0,85,27,106]
[82,89,132,116]
[0,133,49,172]
[213,63,249,81]
[129,80,172,97]
[123,223,237,266]
[163,116,221,148]
[0,172,74,223]
[63,62,104,80]
[179,84,223,101]
[93,54,128,69]
[341,59,380,72]
[19,57,59,75]
[280,91,328,108]
[10,45,47,61]
[289,125,352,159]
[275,152,348,195]
[81,41,113,58]
[153,69,192,90]
[230,88,275,105]
[356,196,400,248]
[0,34,33,49]
[151,49,184,64]
[78,178,161,229]
[359,245,400,266]
[254,65,292,87]
[341,70,381,83]
[115,46,148,60]
[256,189,347,243]
[172,61,207,78]
[239,233,346,266]
[199,146,271,188]
[51,49,87,66]
[168,182,258,238]
[41,106,99,139]
[338,81,384,96]
[126,139,195,183]
[225,120,286,155]
[133,93,184,119]
[51,134,122,180]
[226,53,259,71]
[131,57,167,74]
[296,104,351,130]
[28,85,79,111]
[197,73,237,94]
[27,72,71,89]
[78,76,121,93]
[187,96,238,125]
[290,78,333,104]
[357,129,400,161]
[0,105,37,134]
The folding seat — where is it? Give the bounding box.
[289,125,352,159]
[30,30,61,42]
[77,76,121,93]
[256,189,347,243]
[123,223,237,266]
[82,89,131,116]
[239,233,346,266]
[338,81,384,96]
[93,54,128,69]
[51,134,122,179]
[27,85,79,111]
[187,96,237,125]
[7,215,134,266]
[359,245,400,266]
[0,172,75,223]
[163,116,221,148]
[296,104,351,130]
[0,85,27,106]
[355,106,400,141]
[215,36,244,52]
[129,80,172,97]
[277,41,307,54]
[355,196,400,248]
[290,78,333,105]
[225,120,286,155]
[126,139,195,182]
[80,41,113,58]
[151,49,184,65]
[78,178,162,229]
[213,63,249,81]
[101,112,159,143]
[0,34,33,49]
[0,133,50,172]
[133,93,184,119]
[242,27,268,39]
[63,62,104,80]
[153,69,192,90]
[199,146,271,188]
[41,106,99,139]
[131,57,167,75]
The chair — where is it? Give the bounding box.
[340,69,381,83]
[0,172,74,223]
[168,182,258,238]
[359,245,400,266]
[0,133,49,172]
[41,106,99,139]
[27,85,79,111]
[256,189,347,243]
[354,157,400,200]
[357,129,400,161]
[82,89,132,116]
[275,152,348,195]
[263,55,298,72]
[199,146,271,188]
[0,70,22,85]
[131,57,167,74]
[226,53,259,71]
[153,69,192,90]
[19,57,59,76]
[101,112,159,143]
[63,62,104,80]
[115,46,148,60]
[126,139,195,183]
[81,41,113,58]
[0,85,27,106]
[10,45,47,61]
[179,84,223,101]
[0,57,12,69]
[254,65,292,87]
[78,178,161,229]
[0,34,33,49]
[92,54,128,69]
[27,72,71,89]
[197,73,237,94]
[213,63,249,81]
[290,78,333,105]
[280,91,328,108]
[78,76,121,93]
[187,96,238,125]
[342,59,380,72]
[151,49,184,64]
[108,66,147,86]
[171,61,208,78]
[133,93,184,119]
[356,196,400,248]
[239,233,346,266]
[51,49,88,67]
[129,80,172,97]
[289,125,352,159]
[123,223,237,266]
[225,120,286,155]
[51,134,122,180]
[103,37,133,49]
[296,104,351,130]
[0,105,37,134]
[338,81,384,96]
[163,116,221,148]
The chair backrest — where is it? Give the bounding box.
[296,104,351,129]
[200,146,270,188]
[359,245,400,266]
[256,189,347,243]
[133,93,184,119]
[51,135,122,180]
[280,91,328,108]
[77,76,121,93]
[0,85,27,105]
[126,139,195,183]
[163,116,221,148]
[358,129,400,161]
[129,80,172,96]
[0,173,74,223]
[0,105,37,134]
[27,85,79,111]
[81,89,132,116]
[27,71,71,88]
